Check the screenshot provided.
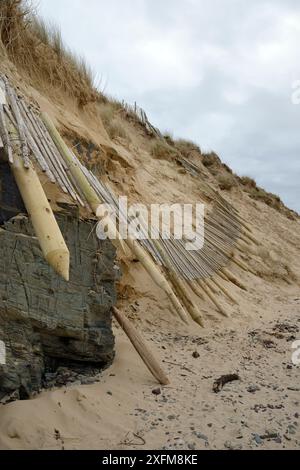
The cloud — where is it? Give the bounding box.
[38,0,300,212]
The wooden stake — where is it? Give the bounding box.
[210,276,238,304]
[232,255,256,275]
[198,280,230,317]
[170,276,204,326]
[241,229,259,246]
[113,307,170,385]
[205,278,218,294]
[188,280,205,301]
[8,128,70,280]
[221,267,247,291]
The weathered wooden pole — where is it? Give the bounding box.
[10,150,70,281]
[113,307,170,385]
[0,87,70,281]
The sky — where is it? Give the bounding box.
[37,0,300,212]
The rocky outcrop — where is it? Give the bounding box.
[0,163,119,401]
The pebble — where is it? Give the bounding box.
[253,433,263,445]
[193,431,208,441]
[80,377,96,385]
[188,443,196,450]
[287,425,296,435]
[224,440,243,450]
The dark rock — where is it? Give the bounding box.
[0,200,118,400]
[247,385,260,394]
[262,339,276,349]
[192,351,200,359]
[193,431,208,441]
[260,430,280,441]
[252,434,263,445]
[152,388,161,396]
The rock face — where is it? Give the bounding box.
[0,162,118,400]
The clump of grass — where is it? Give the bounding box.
[248,186,281,209]
[175,138,201,158]
[237,175,288,212]
[150,139,179,161]
[30,13,50,46]
[98,103,116,127]
[202,152,221,167]
[217,174,237,191]
[163,132,175,146]
[0,1,102,106]
[240,176,257,188]
[106,119,129,141]
[239,175,282,209]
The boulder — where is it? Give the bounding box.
[0,163,119,400]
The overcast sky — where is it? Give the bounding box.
[37,0,300,212]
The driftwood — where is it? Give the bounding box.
[213,374,240,393]
[113,307,170,385]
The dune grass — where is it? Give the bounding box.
[0,0,101,105]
